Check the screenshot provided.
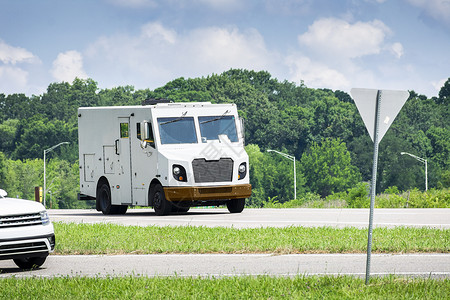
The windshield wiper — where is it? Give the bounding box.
[200,110,230,124]
[160,111,188,125]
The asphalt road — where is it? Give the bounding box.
[1,254,448,278]
[48,208,450,228]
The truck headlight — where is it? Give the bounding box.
[40,211,50,226]
[172,164,187,182]
[173,166,181,176]
[238,163,247,180]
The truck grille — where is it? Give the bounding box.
[192,158,233,183]
[0,213,42,229]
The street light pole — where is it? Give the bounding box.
[400,152,428,191]
[266,149,296,200]
[44,142,70,207]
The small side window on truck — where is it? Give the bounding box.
[120,123,129,138]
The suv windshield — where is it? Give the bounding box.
[199,115,238,142]
[158,117,198,144]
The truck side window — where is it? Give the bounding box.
[136,123,142,140]
[120,123,129,138]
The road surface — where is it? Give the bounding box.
[1,254,448,278]
[48,208,450,228]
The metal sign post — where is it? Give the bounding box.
[365,90,381,285]
[351,88,409,284]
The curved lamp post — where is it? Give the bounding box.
[44,142,69,207]
[400,152,428,191]
[266,149,297,200]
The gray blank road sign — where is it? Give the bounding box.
[350,88,409,142]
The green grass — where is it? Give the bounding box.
[0,276,448,299]
[54,223,449,255]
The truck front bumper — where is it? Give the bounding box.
[163,184,252,202]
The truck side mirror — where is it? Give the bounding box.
[140,121,155,148]
[0,189,8,198]
[141,121,149,140]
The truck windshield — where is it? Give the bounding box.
[199,115,238,142]
[158,117,198,144]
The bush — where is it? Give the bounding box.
[346,182,370,208]
[407,188,450,208]
[375,193,407,208]
[260,186,449,209]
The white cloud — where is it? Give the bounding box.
[286,55,351,90]
[0,65,29,92]
[51,50,88,82]
[390,42,404,58]
[298,18,392,59]
[0,40,43,95]
[141,22,177,44]
[185,27,272,71]
[0,40,37,65]
[292,18,412,92]
[406,0,450,28]
[85,23,276,89]
[81,19,436,98]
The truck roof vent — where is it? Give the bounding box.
[142,98,172,106]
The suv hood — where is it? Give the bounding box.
[1,198,46,216]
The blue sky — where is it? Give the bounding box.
[1,0,449,98]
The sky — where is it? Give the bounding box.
[0,0,449,98]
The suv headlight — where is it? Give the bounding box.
[40,211,50,225]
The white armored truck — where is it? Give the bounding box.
[78,100,252,215]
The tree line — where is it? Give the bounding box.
[0,70,448,207]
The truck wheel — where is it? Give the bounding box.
[13,257,46,269]
[171,202,190,213]
[227,198,245,213]
[98,183,113,215]
[151,184,171,216]
[113,205,128,214]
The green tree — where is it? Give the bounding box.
[12,117,77,161]
[45,159,82,208]
[5,159,43,200]
[246,144,305,206]
[0,119,19,155]
[0,152,6,187]
[300,138,361,197]
[438,77,450,105]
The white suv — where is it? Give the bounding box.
[0,189,55,269]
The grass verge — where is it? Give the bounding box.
[1,276,448,299]
[54,223,449,254]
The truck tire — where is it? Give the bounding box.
[13,256,47,269]
[151,184,172,216]
[113,205,128,214]
[98,183,113,215]
[171,202,190,213]
[226,198,245,213]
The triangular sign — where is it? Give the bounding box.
[351,88,409,143]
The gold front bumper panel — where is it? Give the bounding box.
[163,184,252,202]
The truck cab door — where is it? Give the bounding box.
[115,117,133,205]
[132,120,158,206]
